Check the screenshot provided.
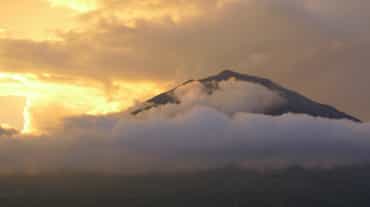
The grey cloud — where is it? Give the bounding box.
[0,106,369,174]
[0,0,369,119]
[0,81,369,174]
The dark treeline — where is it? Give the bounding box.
[1,165,370,207]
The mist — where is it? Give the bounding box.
[0,80,368,174]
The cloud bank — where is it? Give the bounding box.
[0,0,369,173]
[0,80,369,174]
[1,0,369,120]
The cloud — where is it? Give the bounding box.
[1,0,369,174]
[48,0,99,12]
[1,0,369,120]
[1,107,369,174]
[112,107,370,170]
[134,80,285,117]
[0,80,369,174]
[0,0,365,80]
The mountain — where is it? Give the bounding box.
[0,126,17,136]
[132,70,361,122]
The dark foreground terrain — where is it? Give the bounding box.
[1,165,370,207]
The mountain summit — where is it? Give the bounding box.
[132,70,360,122]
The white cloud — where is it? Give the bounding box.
[136,80,285,118]
[0,80,369,174]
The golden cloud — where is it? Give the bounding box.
[0,0,369,131]
[48,0,99,12]
[0,72,165,134]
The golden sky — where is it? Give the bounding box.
[0,72,164,133]
[0,0,370,133]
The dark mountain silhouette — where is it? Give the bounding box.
[0,126,18,136]
[132,70,360,122]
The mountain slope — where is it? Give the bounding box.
[132,70,360,122]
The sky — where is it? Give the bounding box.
[0,0,370,133]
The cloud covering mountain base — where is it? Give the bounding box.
[1,80,369,174]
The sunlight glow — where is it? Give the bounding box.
[48,0,98,12]
[0,72,164,134]
[22,97,32,134]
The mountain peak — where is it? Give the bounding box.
[205,69,249,81]
[218,69,240,76]
[132,70,361,122]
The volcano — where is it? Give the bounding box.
[132,70,360,122]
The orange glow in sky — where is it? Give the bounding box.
[47,0,98,12]
[2,0,366,132]
[0,72,164,134]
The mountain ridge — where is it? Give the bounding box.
[132,70,361,122]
